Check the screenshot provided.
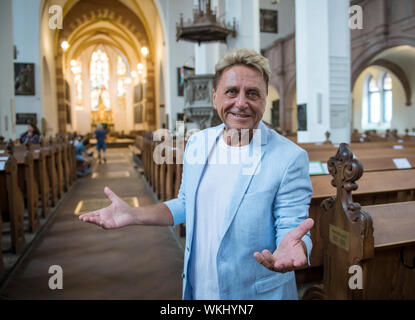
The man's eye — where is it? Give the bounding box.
[248,91,259,97]
[226,89,237,95]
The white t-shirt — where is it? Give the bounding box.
[189,133,250,299]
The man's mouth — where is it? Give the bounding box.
[229,112,251,118]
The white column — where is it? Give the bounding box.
[226,0,260,52]
[295,0,351,144]
[195,43,220,75]
[194,0,221,75]
[0,0,15,140]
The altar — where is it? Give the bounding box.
[90,87,114,132]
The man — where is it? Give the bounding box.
[74,136,93,177]
[94,123,107,164]
[79,48,314,300]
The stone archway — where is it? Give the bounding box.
[52,0,156,133]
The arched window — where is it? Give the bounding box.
[368,76,380,123]
[117,55,127,98]
[383,73,393,123]
[90,48,110,111]
[364,72,393,129]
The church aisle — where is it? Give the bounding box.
[0,148,184,300]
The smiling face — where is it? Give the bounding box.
[213,65,267,131]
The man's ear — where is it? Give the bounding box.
[212,88,218,111]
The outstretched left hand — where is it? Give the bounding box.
[253,218,314,273]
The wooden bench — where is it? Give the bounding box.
[58,135,72,191]
[306,142,415,174]
[67,134,77,183]
[295,146,415,285]
[2,141,41,233]
[141,132,186,238]
[13,142,40,233]
[52,136,64,199]
[45,136,59,206]
[303,143,415,299]
[0,141,26,253]
[129,135,142,157]
[31,139,51,217]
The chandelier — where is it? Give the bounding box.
[176,0,236,45]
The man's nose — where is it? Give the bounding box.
[235,93,248,109]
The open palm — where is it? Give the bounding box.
[254,218,314,273]
[79,187,137,229]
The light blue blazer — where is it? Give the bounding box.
[164,121,313,300]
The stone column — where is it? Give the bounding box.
[226,0,260,52]
[295,0,351,144]
[0,0,15,140]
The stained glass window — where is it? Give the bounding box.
[117,55,127,98]
[90,49,110,111]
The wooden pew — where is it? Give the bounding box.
[0,141,26,253]
[14,142,40,232]
[67,134,77,183]
[303,144,415,299]
[307,143,415,174]
[46,136,59,206]
[59,135,72,191]
[308,168,415,266]
[295,145,415,285]
[53,136,64,198]
[32,139,51,217]
[1,141,41,233]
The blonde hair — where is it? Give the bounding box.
[214,48,271,90]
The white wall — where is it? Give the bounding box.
[13,0,43,138]
[40,0,60,137]
[226,0,260,51]
[159,0,194,130]
[260,0,295,50]
[296,0,351,144]
[0,0,15,140]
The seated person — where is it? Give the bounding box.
[20,123,41,144]
[74,136,93,177]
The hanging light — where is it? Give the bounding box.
[131,70,137,78]
[141,47,149,57]
[70,59,76,67]
[61,41,69,51]
[137,63,144,70]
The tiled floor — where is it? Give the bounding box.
[0,149,184,300]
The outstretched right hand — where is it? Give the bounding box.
[78,187,137,229]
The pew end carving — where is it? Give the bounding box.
[304,143,415,299]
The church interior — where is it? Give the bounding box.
[0,0,415,300]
